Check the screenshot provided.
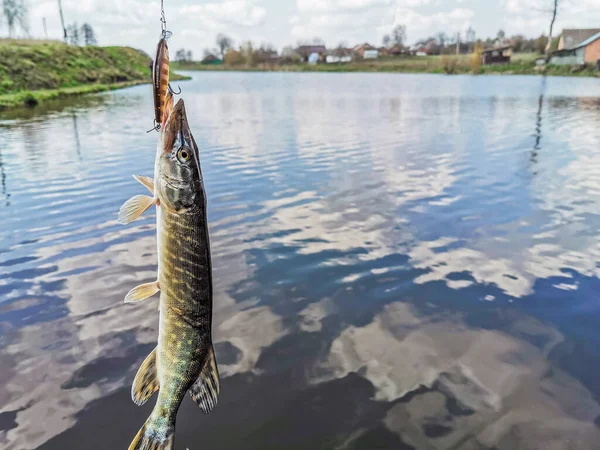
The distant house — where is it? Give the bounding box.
[353,43,378,58]
[388,44,407,56]
[481,46,512,65]
[411,39,439,56]
[378,47,389,57]
[552,29,600,65]
[201,54,222,65]
[296,45,327,63]
[326,47,353,64]
[558,29,600,51]
[256,49,279,64]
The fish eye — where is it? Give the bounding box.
[177,148,190,163]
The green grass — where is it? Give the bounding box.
[0,39,189,109]
[173,53,599,77]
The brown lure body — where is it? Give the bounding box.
[152,38,170,128]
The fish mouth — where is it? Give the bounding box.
[163,99,192,153]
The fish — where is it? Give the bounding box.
[119,99,220,450]
[152,37,171,129]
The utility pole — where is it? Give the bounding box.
[57,0,67,43]
[456,32,460,55]
[43,17,48,38]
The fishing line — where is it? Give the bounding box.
[160,0,172,39]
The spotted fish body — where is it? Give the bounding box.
[152,38,170,128]
[127,99,219,450]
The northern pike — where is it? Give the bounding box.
[119,98,219,450]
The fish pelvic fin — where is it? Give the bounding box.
[118,195,157,225]
[128,416,174,450]
[133,175,155,195]
[132,348,159,406]
[189,344,220,414]
[125,281,160,303]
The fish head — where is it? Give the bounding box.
[157,99,205,214]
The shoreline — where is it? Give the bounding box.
[0,75,191,111]
[173,59,599,78]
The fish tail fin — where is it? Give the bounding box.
[128,417,175,450]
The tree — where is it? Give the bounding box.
[382,34,391,48]
[2,0,28,37]
[435,32,448,48]
[186,50,192,61]
[175,48,187,62]
[466,26,476,44]
[392,25,407,46]
[545,0,558,62]
[497,29,506,43]
[80,23,97,45]
[535,34,548,54]
[241,41,255,66]
[216,33,233,59]
[67,22,80,45]
[224,48,244,65]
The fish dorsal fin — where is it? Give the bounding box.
[125,281,160,303]
[189,345,220,414]
[118,195,157,225]
[132,348,159,406]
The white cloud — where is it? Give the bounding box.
[180,0,267,27]
[502,0,600,36]
[296,0,392,13]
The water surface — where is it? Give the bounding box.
[1,72,600,450]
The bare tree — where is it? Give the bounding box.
[435,32,448,48]
[67,22,80,45]
[382,34,391,48]
[545,0,558,62]
[216,34,233,59]
[186,50,192,61]
[80,23,97,45]
[466,26,476,44]
[176,49,187,62]
[392,25,407,46]
[3,0,28,37]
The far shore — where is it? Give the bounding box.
[173,54,599,78]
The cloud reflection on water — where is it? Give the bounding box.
[1,74,600,449]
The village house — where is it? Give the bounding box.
[201,54,222,65]
[388,44,407,56]
[552,28,600,65]
[295,45,327,63]
[411,39,439,56]
[326,47,353,64]
[481,46,512,65]
[353,43,378,59]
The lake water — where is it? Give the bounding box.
[1,72,600,450]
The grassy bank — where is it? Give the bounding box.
[173,53,599,77]
[0,39,189,110]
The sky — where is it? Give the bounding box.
[20,0,600,58]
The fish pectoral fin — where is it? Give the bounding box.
[125,281,160,303]
[131,347,159,406]
[118,195,157,225]
[133,175,155,195]
[189,344,220,414]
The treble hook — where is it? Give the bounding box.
[168,83,181,95]
[147,122,161,133]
